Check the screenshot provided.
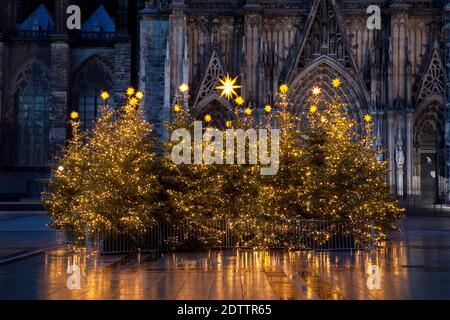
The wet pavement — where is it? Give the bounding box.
[0,217,450,300]
[0,212,57,261]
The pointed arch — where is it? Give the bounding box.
[287,0,363,84]
[413,98,446,203]
[72,55,114,131]
[288,56,369,123]
[194,93,233,130]
[194,49,226,106]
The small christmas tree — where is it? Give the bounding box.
[44,111,88,237]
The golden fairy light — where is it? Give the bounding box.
[312,86,321,95]
[70,111,79,120]
[204,114,212,123]
[173,104,182,113]
[332,78,342,88]
[364,114,373,123]
[124,104,135,113]
[216,74,241,99]
[129,97,139,107]
[235,96,245,106]
[136,91,144,100]
[179,83,189,93]
[279,84,289,94]
[101,91,110,101]
[126,87,135,96]
[264,105,272,113]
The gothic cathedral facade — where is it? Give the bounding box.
[0,0,449,205]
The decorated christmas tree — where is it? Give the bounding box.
[300,79,404,243]
[44,89,163,238]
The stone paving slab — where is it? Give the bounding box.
[0,217,449,300]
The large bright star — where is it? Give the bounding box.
[216,74,241,100]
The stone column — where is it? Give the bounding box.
[387,111,396,191]
[48,0,70,164]
[243,0,262,104]
[168,0,188,98]
[0,33,3,155]
[113,38,132,105]
[49,36,70,165]
[445,3,450,202]
[406,110,413,196]
[139,5,170,136]
[117,0,129,36]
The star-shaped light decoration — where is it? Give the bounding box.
[264,105,272,113]
[226,120,232,128]
[101,91,110,101]
[179,83,189,93]
[216,74,241,100]
[235,96,245,106]
[312,86,321,95]
[309,105,318,113]
[126,87,135,97]
[364,114,373,123]
[124,104,135,114]
[279,84,289,94]
[204,114,212,123]
[135,91,144,100]
[173,104,182,113]
[244,108,253,115]
[70,111,79,120]
[332,78,342,88]
[129,97,139,107]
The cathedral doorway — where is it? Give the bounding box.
[194,95,233,130]
[414,103,445,204]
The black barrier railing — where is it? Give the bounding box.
[85,219,376,254]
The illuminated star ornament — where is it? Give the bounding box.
[364,114,373,123]
[216,74,241,100]
[235,96,245,106]
[135,91,144,100]
[279,84,289,94]
[332,78,342,88]
[126,87,135,97]
[173,104,182,113]
[204,114,212,123]
[70,111,79,120]
[101,91,110,101]
[244,108,253,115]
[309,105,318,113]
[312,86,321,96]
[264,105,272,113]
[129,97,139,107]
[179,83,189,93]
[226,120,232,128]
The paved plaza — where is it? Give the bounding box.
[0,216,450,300]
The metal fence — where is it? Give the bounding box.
[86,219,376,254]
[401,196,450,216]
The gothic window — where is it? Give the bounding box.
[14,62,50,167]
[73,57,114,131]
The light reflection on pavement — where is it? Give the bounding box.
[0,217,449,300]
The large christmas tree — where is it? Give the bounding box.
[45,90,163,238]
